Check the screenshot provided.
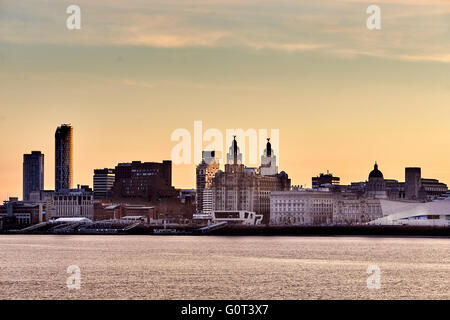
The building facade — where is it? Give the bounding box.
[421,178,448,198]
[196,151,220,213]
[0,197,47,226]
[366,162,388,199]
[333,195,383,225]
[93,168,115,199]
[212,137,291,224]
[55,124,73,191]
[51,188,94,220]
[23,151,44,201]
[94,203,156,222]
[112,160,177,201]
[312,171,340,189]
[270,190,383,226]
[270,190,334,225]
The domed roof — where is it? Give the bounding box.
[369,162,383,179]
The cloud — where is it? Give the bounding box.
[396,54,450,63]
[1,0,450,63]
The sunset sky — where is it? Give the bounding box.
[1,0,450,201]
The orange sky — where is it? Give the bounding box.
[1,0,450,201]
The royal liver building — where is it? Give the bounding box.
[212,137,290,224]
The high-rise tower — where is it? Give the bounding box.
[196,151,220,213]
[55,124,73,191]
[23,151,44,201]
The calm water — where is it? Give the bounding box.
[0,235,449,300]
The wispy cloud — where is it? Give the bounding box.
[1,0,450,63]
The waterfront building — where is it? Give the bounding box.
[333,194,383,225]
[270,189,334,225]
[366,162,388,199]
[0,197,47,225]
[94,203,156,222]
[212,137,291,224]
[270,189,383,226]
[93,168,115,199]
[421,178,448,199]
[51,188,94,220]
[112,160,177,201]
[211,210,263,225]
[196,151,220,213]
[371,198,450,226]
[55,124,73,191]
[312,171,340,189]
[23,151,44,201]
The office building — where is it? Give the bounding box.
[196,151,220,213]
[112,160,177,201]
[270,189,334,225]
[51,188,94,220]
[312,171,340,189]
[55,124,73,191]
[0,197,47,225]
[23,151,44,201]
[93,168,115,199]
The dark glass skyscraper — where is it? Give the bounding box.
[55,124,73,191]
[23,151,44,201]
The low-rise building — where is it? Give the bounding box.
[0,197,47,226]
[51,188,94,220]
[94,203,156,222]
[333,195,383,225]
[212,210,263,225]
[270,189,334,225]
[312,171,340,189]
[270,190,383,226]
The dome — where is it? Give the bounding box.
[369,162,383,179]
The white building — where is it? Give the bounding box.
[51,189,94,220]
[212,210,263,225]
[270,189,384,226]
[333,197,383,225]
[370,198,450,226]
[202,189,214,214]
[270,189,334,225]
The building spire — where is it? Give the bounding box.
[233,136,238,165]
[266,138,271,157]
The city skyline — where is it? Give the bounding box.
[1,122,448,202]
[2,0,450,200]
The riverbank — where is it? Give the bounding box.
[2,225,449,237]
